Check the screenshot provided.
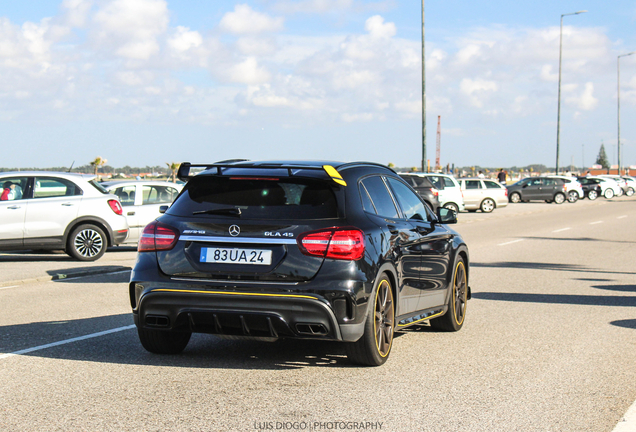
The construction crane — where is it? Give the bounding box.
[435,115,441,172]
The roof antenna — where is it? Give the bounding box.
[68,161,75,173]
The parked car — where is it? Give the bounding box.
[599,175,633,196]
[622,176,636,197]
[506,177,568,204]
[0,172,128,260]
[457,178,508,212]
[102,181,183,244]
[547,175,584,202]
[576,177,602,200]
[417,173,465,214]
[398,174,440,212]
[130,161,470,366]
[579,176,621,199]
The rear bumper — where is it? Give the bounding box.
[130,253,370,343]
[113,228,129,245]
[133,288,357,341]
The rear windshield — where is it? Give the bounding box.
[399,175,433,188]
[90,180,110,194]
[167,176,339,220]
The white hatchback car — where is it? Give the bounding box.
[547,175,584,202]
[458,178,509,212]
[418,174,466,213]
[0,172,129,260]
[102,181,183,244]
[586,176,622,199]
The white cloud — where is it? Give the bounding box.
[236,37,277,56]
[272,0,354,14]
[167,26,202,52]
[364,15,396,39]
[219,4,283,35]
[460,78,498,108]
[540,64,557,82]
[226,57,271,84]
[92,0,169,60]
[566,82,598,110]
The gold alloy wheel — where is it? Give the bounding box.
[373,279,394,357]
[452,261,468,326]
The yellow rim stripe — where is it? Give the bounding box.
[150,288,317,300]
[323,165,347,186]
[397,311,444,327]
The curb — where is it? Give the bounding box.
[0,266,132,288]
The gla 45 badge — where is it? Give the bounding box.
[264,232,294,237]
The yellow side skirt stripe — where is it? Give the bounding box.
[397,311,444,327]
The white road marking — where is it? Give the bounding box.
[0,325,136,360]
[613,397,636,432]
[617,215,627,219]
[590,221,603,225]
[552,227,571,233]
[498,239,524,246]
[0,285,19,290]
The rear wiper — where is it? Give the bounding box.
[192,207,242,217]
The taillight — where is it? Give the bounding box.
[108,199,123,215]
[138,221,179,252]
[504,189,508,197]
[431,187,439,197]
[297,227,365,261]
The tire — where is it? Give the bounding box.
[345,274,395,366]
[509,192,521,203]
[443,202,459,214]
[430,257,468,332]
[480,198,495,213]
[545,200,552,203]
[138,328,191,354]
[587,190,598,200]
[567,191,579,203]
[467,209,478,213]
[66,224,107,261]
[626,187,634,197]
[604,188,614,199]
[553,193,565,204]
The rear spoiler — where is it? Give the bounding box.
[177,162,347,186]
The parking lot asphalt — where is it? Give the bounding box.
[1,195,635,431]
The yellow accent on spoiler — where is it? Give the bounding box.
[323,165,347,186]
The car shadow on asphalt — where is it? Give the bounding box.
[610,319,636,329]
[471,261,636,276]
[472,291,636,307]
[1,314,417,369]
[522,236,636,245]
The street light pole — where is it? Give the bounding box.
[555,10,587,175]
[618,51,635,176]
[422,0,427,173]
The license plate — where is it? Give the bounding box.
[200,248,272,265]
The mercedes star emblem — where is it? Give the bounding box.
[229,225,240,236]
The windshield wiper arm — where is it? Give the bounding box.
[192,207,242,216]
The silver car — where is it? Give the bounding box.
[458,178,509,212]
[102,180,182,244]
[0,172,129,260]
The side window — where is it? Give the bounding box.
[359,183,376,214]
[152,186,179,204]
[142,186,160,205]
[360,176,399,219]
[531,178,541,186]
[427,176,443,189]
[484,181,501,189]
[386,178,429,222]
[465,180,481,189]
[1,177,28,201]
[398,175,416,187]
[33,177,81,199]
[544,179,556,186]
[442,177,455,188]
[113,186,137,206]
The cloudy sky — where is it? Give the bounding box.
[1,0,635,169]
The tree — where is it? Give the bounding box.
[387,162,395,168]
[595,143,609,169]
[166,162,180,183]
[90,156,107,176]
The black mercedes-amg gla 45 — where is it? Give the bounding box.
[129,161,470,366]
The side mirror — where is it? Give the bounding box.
[159,205,169,214]
[436,207,457,224]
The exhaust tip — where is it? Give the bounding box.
[296,323,328,335]
[145,315,170,327]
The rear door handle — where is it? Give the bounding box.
[62,203,74,206]
[127,211,136,216]
[8,205,21,209]
[387,225,399,234]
